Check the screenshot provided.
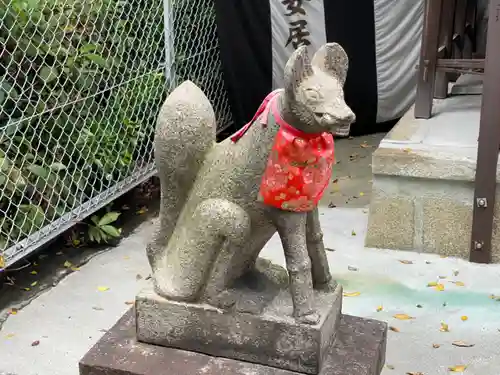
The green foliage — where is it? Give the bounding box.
[87,211,122,244]
[0,0,168,250]
[0,0,223,255]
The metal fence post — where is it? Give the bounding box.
[469,0,500,263]
[163,0,176,87]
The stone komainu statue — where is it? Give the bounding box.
[147,43,355,325]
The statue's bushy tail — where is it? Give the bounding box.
[147,80,216,270]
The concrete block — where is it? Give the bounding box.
[421,198,473,259]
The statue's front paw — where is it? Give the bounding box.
[295,310,320,325]
[314,278,338,293]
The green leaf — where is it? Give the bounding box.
[29,205,45,228]
[7,167,26,190]
[0,174,6,186]
[17,204,45,231]
[0,156,11,172]
[72,172,88,192]
[3,118,23,137]
[99,230,111,243]
[90,215,100,226]
[83,53,108,68]
[55,206,66,217]
[100,224,121,238]
[98,212,120,226]
[88,226,102,243]
[0,236,7,251]
[1,79,19,101]
[79,44,98,54]
[25,0,38,9]
[27,164,49,179]
[50,162,67,171]
[39,66,59,83]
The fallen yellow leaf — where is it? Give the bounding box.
[393,313,415,320]
[5,333,15,339]
[23,287,30,291]
[461,315,468,321]
[440,322,450,332]
[452,281,465,287]
[351,230,357,236]
[406,372,424,375]
[439,275,447,279]
[97,286,109,292]
[389,326,400,332]
[403,148,412,153]
[452,340,474,347]
[124,301,134,305]
[30,281,37,287]
[432,343,441,348]
[359,192,365,196]
[376,305,383,312]
[448,365,467,372]
[343,291,361,297]
[434,283,445,292]
[9,309,18,315]
[63,261,73,268]
[399,260,414,264]
[30,270,37,275]
[71,266,80,271]
[427,281,438,287]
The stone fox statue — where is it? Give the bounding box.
[147,43,355,325]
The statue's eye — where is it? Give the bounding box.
[304,89,319,101]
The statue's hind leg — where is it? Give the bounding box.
[153,198,251,303]
[201,223,276,309]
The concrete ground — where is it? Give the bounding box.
[321,133,385,208]
[2,133,500,375]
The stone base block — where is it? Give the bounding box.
[135,260,342,374]
[79,309,387,375]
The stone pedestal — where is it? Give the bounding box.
[79,260,387,375]
[80,309,387,375]
[136,268,342,374]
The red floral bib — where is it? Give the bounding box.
[231,90,335,212]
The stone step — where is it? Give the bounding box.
[79,309,387,375]
[365,93,500,262]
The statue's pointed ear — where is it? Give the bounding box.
[312,43,348,85]
[283,46,314,97]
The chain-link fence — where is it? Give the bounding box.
[0,0,233,269]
